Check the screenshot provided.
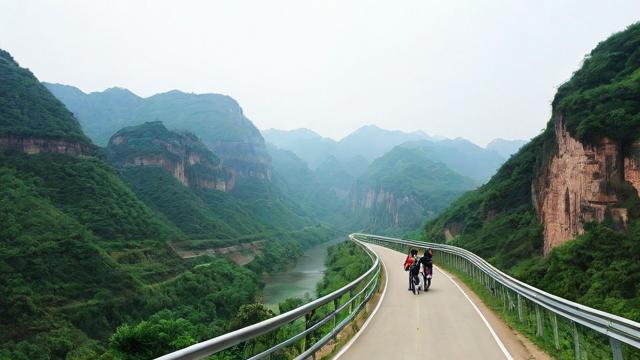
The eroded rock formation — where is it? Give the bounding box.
[0,137,92,156]
[349,185,426,230]
[533,116,640,254]
[108,123,234,191]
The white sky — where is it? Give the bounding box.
[1,1,638,145]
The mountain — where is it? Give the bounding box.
[45,83,271,180]
[350,146,477,234]
[336,125,431,162]
[0,48,199,357]
[400,138,506,182]
[264,126,505,182]
[486,138,527,158]
[108,121,233,191]
[262,128,337,170]
[314,155,355,199]
[0,50,92,153]
[263,125,438,173]
[267,144,348,225]
[424,23,640,321]
[106,121,316,241]
[0,49,332,359]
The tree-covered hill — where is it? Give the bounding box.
[45,83,272,180]
[424,22,640,321]
[267,144,350,227]
[0,50,90,144]
[106,122,314,243]
[400,138,505,182]
[351,146,477,234]
[0,48,334,359]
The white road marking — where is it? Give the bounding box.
[333,252,389,359]
[435,265,514,360]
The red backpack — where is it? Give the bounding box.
[403,255,414,271]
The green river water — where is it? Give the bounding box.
[262,238,344,310]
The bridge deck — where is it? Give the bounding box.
[336,244,513,360]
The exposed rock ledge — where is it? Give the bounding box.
[0,137,91,156]
[533,116,639,255]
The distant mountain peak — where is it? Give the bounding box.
[101,86,138,95]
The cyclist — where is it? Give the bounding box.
[404,249,419,292]
[419,248,433,288]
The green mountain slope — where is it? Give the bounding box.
[351,146,477,234]
[264,126,507,182]
[400,138,505,182]
[0,49,291,359]
[262,125,434,173]
[267,144,349,226]
[0,51,90,144]
[107,122,312,244]
[45,83,272,180]
[424,22,640,321]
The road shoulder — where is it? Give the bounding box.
[436,266,551,360]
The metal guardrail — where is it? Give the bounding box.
[158,232,640,360]
[354,233,640,360]
[156,235,381,360]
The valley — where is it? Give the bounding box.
[2,9,640,359]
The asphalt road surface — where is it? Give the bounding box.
[336,244,512,360]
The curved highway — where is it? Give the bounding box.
[336,244,514,360]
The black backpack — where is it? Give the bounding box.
[410,260,420,275]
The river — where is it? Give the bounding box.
[262,238,344,310]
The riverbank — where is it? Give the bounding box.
[262,237,345,309]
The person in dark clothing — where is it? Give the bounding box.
[404,249,419,292]
[419,248,433,290]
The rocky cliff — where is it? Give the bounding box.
[108,121,233,191]
[0,136,92,156]
[350,185,425,230]
[207,139,271,181]
[0,49,93,156]
[533,115,640,254]
[350,147,476,233]
[45,83,272,181]
[426,23,640,262]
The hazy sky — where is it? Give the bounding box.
[1,1,638,145]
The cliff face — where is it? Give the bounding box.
[45,83,272,182]
[0,48,93,155]
[207,140,271,181]
[350,146,476,233]
[533,116,640,254]
[350,184,425,230]
[0,136,92,156]
[108,122,233,191]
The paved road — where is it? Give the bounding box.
[337,244,511,360]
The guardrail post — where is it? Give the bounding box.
[610,337,623,360]
[332,298,340,340]
[535,305,543,337]
[303,312,312,352]
[517,294,523,322]
[572,321,580,360]
[552,313,560,349]
[348,289,355,314]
